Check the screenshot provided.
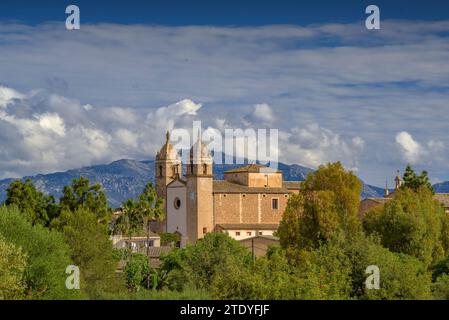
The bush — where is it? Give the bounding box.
[0,206,81,299]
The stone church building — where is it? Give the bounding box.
[155,132,301,246]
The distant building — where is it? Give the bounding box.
[239,235,280,257]
[359,171,449,216]
[155,131,301,246]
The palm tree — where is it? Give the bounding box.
[114,199,142,250]
[138,183,164,290]
[138,183,165,257]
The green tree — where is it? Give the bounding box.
[4,179,59,226]
[56,208,125,299]
[278,162,362,252]
[363,187,447,268]
[402,164,434,193]
[337,233,432,300]
[60,177,110,225]
[0,236,27,299]
[160,233,252,291]
[0,206,81,299]
[123,253,151,292]
[114,199,143,246]
[137,183,165,257]
[432,274,449,300]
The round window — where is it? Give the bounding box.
[174,197,181,209]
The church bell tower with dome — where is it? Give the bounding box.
[155,130,181,230]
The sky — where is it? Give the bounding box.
[0,0,449,187]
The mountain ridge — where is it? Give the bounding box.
[0,158,422,207]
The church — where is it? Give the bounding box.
[154,131,301,246]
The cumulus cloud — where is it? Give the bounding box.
[252,103,274,124]
[395,131,421,163]
[0,86,203,179]
[280,124,364,171]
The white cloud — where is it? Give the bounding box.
[396,131,421,163]
[0,86,24,108]
[38,113,66,136]
[252,103,274,124]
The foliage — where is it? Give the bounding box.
[160,233,253,291]
[402,164,434,193]
[432,255,449,281]
[160,232,181,247]
[123,253,151,291]
[278,162,362,252]
[59,177,110,225]
[113,199,143,241]
[56,208,125,299]
[363,187,447,268]
[4,179,59,226]
[211,242,353,300]
[137,183,165,256]
[0,206,81,299]
[337,233,432,300]
[432,274,449,300]
[0,235,27,299]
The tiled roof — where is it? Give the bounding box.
[239,235,280,242]
[147,246,173,258]
[364,197,391,204]
[213,180,290,194]
[217,223,279,230]
[363,194,449,208]
[434,193,449,208]
[225,164,281,174]
[283,181,302,189]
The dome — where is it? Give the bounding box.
[189,134,212,162]
[156,131,180,161]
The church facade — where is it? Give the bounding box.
[155,132,301,246]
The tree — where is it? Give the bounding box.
[432,274,449,300]
[4,179,58,226]
[160,233,253,291]
[59,177,110,225]
[114,199,143,246]
[0,236,27,299]
[0,206,81,299]
[123,253,151,292]
[278,162,362,252]
[337,233,432,300]
[57,208,125,299]
[402,164,434,193]
[137,183,165,257]
[363,187,447,268]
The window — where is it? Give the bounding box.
[272,198,279,210]
[246,231,252,236]
[203,163,207,175]
[203,227,207,235]
[235,231,240,236]
[174,197,181,209]
[258,231,263,236]
[159,165,163,177]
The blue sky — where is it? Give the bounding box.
[1,0,448,25]
[0,1,449,187]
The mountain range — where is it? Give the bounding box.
[0,158,442,208]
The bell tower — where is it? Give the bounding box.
[186,132,214,243]
[155,131,181,219]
